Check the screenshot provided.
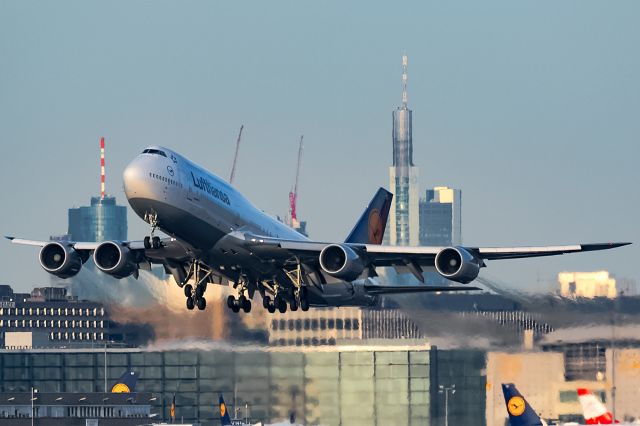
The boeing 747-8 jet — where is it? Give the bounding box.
[8,146,629,313]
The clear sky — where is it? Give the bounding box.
[1,1,637,293]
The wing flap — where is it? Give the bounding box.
[363,285,481,295]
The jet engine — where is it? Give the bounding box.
[39,242,82,279]
[93,241,137,279]
[319,244,365,282]
[434,246,481,284]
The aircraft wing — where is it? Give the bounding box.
[244,234,629,282]
[5,236,191,262]
[250,236,629,265]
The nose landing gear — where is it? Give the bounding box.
[143,212,162,249]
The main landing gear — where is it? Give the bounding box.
[258,284,310,314]
[183,262,211,311]
[143,212,162,249]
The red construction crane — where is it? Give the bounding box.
[229,125,244,185]
[289,135,304,227]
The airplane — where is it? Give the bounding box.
[502,383,548,426]
[7,146,630,314]
[576,388,621,424]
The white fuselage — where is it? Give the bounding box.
[123,146,306,249]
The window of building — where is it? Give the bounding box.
[328,319,335,328]
[304,319,310,330]
[336,319,344,330]
[354,319,360,330]
[320,319,326,330]
[295,319,302,331]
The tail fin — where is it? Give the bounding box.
[344,188,393,244]
[577,388,618,424]
[501,383,545,426]
[111,371,137,393]
[219,394,233,426]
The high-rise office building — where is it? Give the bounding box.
[388,55,420,246]
[68,196,127,242]
[419,186,462,246]
[68,138,128,242]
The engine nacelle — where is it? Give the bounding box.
[93,241,137,279]
[39,242,82,279]
[319,244,365,282]
[434,246,481,284]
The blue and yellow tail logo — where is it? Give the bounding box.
[501,383,544,426]
[219,394,233,426]
[111,371,137,393]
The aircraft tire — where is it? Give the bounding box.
[231,303,240,313]
[195,285,204,299]
[267,304,276,314]
[277,299,287,314]
[300,299,309,311]
[197,297,206,310]
[152,236,161,249]
[186,297,195,310]
[144,236,151,249]
[263,295,271,309]
[242,299,251,313]
[184,284,193,298]
[227,295,235,309]
[290,300,298,311]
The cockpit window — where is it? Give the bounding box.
[142,149,167,157]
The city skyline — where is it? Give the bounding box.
[0,1,637,292]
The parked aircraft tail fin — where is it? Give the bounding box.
[219,394,233,426]
[502,383,546,425]
[577,388,618,424]
[344,188,393,244]
[111,371,137,393]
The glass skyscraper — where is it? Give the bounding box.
[419,186,462,247]
[68,196,127,242]
[388,55,420,246]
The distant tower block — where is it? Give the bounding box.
[388,55,419,246]
[67,137,127,242]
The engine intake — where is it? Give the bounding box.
[39,242,82,279]
[93,241,137,279]
[435,246,481,284]
[319,244,365,282]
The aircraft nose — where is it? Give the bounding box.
[122,157,146,200]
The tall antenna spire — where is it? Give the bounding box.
[100,137,105,199]
[402,54,408,108]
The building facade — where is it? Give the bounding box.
[388,55,420,246]
[68,196,127,243]
[419,186,462,247]
[558,271,617,299]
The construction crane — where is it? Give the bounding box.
[289,135,304,229]
[229,125,244,185]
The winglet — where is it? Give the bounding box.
[5,236,15,241]
[345,188,393,245]
[581,242,632,252]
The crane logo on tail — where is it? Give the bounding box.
[368,209,384,244]
[508,396,526,416]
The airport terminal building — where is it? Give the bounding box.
[0,343,486,426]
